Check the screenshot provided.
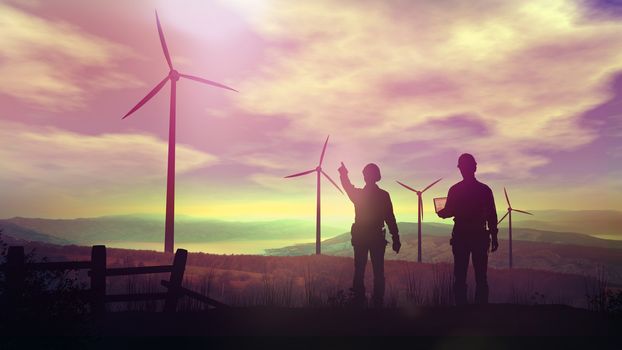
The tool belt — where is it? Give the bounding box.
[450,228,491,247]
[351,222,388,247]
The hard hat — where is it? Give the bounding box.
[363,163,381,182]
[457,153,477,169]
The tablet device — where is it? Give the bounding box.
[433,197,447,213]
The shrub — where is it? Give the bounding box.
[0,230,90,334]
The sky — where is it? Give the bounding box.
[0,0,621,225]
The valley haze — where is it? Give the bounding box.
[1,210,621,284]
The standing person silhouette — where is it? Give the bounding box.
[437,153,498,305]
[338,162,400,308]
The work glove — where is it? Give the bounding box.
[392,236,401,254]
[338,162,348,176]
[490,237,499,252]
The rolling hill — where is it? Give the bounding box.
[267,226,622,284]
[396,222,622,249]
[0,221,71,245]
[510,210,622,238]
[3,214,619,283]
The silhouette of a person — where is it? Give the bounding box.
[338,162,400,308]
[437,153,498,305]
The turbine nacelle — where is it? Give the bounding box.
[169,69,180,81]
[498,187,533,224]
[396,178,442,196]
[284,136,343,195]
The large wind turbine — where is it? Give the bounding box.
[284,136,343,255]
[122,11,237,254]
[497,187,533,268]
[396,178,442,263]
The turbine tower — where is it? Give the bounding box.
[497,187,533,268]
[284,136,343,255]
[122,11,237,253]
[396,178,442,263]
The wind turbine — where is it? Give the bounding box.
[122,11,237,254]
[284,136,343,255]
[497,187,533,268]
[396,178,442,263]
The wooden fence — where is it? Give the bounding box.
[2,245,227,316]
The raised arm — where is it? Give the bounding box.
[338,162,359,204]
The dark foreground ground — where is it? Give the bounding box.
[2,304,620,337]
[97,305,622,336]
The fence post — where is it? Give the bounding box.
[164,248,187,313]
[6,246,25,314]
[90,245,106,317]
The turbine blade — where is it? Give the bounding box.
[180,74,238,92]
[122,76,169,119]
[497,211,509,224]
[155,11,173,70]
[512,209,533,215]
[419,195,424,220]
[422,177,443,193]
[396,181,419,193]
[504,187,512,208]
[319,135,329,166]
[321,170,344,194]
[284,169,316,178]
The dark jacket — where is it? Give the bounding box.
[438,178,498,242]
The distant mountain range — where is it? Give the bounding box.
[509,210,622,238]
[0,221,71,245]
[0,211,620,249]
[403,222,622,249]
[0,216,343,245]
[268,221,622,254]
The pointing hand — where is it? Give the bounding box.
[338,161,348,175]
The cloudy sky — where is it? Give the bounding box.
[1,0,621,223]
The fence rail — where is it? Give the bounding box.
[29,261,93,271]
[104,265,174,276]
[1,244,226,316]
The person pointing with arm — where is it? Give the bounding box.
[338,161,400,308]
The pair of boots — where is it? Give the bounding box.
[454,283,489,305]
[348,288,383,308]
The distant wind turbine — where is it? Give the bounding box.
[284,136,343,255]
[497,187,533,268]
[396,178,442,263]
[122,11,237,254]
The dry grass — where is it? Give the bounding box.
[3,240,604,311]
